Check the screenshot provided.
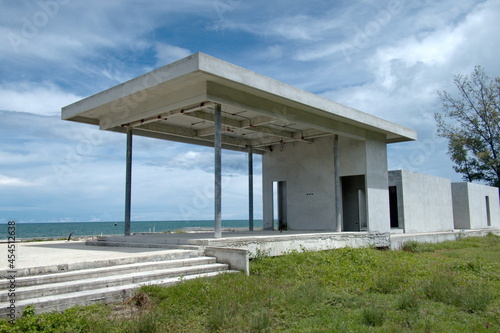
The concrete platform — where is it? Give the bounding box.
[0,240,200,277]
[92,230,391,257]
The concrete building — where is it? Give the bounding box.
[452,182,500,229]
[388,170,455,233]
[61,53,417,237]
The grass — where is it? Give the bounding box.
[1,234,499,332]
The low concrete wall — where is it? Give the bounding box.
[204,247,249,275]
[194,232,390,258]
[390,228,500,250]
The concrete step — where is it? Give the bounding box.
[0,270,238,316]
[2,248,201,278]
[0,256,217,290]
[2,263,229,302]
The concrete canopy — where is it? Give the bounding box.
[62,53,416,152]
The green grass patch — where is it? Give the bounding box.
[2,235,499,332]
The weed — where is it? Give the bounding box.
[372,274,405,294]
[397,292,420,311]
[422,273,494,312]
[1,236,499,332]
[362,306,386,326]
[22,305,36,317]
[401,240,435,252]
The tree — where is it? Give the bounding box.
[435,66,500,188]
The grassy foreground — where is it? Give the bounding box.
[1,235,499,332]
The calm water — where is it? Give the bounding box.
[1,220,263,240]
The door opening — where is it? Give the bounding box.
[273,181,287,230]
[486,196,491,227]
[341,175,366,231]
[389,186,399,228]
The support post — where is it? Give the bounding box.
[334,134,342,232]
[214,104,222,238]
[248,147,254,231]
[124,127,133,236]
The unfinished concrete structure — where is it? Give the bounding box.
[388,170,500,234]
[388,170,455,233]
[62,53,416,237]
[452,182,500,229]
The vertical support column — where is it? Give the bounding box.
[248,147,254,231]
[124,127,133,236]
[334,134,342,232]
[214,104,222,238]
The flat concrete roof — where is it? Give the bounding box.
[62,53,416,152]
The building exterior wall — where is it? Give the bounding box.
[388,170,454,233]
[262,133,391,232]
[262,136,336,230]
[452,182,500,229]
[451,183,470,229]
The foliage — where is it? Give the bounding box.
[1,235,499,332]
[435,66,500,186]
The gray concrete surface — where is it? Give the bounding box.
[388,170,455,233]
[0,240,197,277]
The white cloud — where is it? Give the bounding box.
[155,43,192,67]
[0,174,35,187]
[0,82,82,115]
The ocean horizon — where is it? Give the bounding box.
[1,220,264,240]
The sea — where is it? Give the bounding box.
[1,220,263,240]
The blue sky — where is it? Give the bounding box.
[1,0,499,223]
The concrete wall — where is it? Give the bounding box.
[388,170,454,233]
[262,136,336,230]
[262,133,390,232]
[452,182,500,229]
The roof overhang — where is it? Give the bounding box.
[62,53,417,154]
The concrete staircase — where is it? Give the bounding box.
[0,249,233,317]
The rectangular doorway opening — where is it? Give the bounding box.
[486,196,491,226]
[389,186,399,228]
[341,175,366,232]
[273,181,287,230]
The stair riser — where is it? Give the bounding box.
[0,257,216,289]
[1,265,228,301]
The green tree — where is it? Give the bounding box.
[435,66,500,187]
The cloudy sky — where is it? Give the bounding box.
[1,0,499,223]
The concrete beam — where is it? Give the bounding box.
[207,82,368,141]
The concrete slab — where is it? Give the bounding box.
[96,230,391,257]
[0,240,198,277]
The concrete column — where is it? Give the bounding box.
[334,134,342,232]
[214,104,222,238]
[124,127,133,236]
[365,132,390,233]
[248,147,254,231]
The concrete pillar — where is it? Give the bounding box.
[334,134,342,232]
[214,104,222,238]
[248,147,254,231]
[124,127,133,236]
[365,132,390,233]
